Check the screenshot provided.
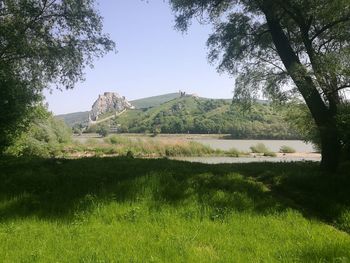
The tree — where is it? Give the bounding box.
[170,0,350,171]
[97,125,109,137]
[5,104,72,157]
[0,0,115,153]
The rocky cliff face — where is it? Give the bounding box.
[89,92,134,122]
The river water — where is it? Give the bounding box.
[74,134,320,163]
[193,139,316,152]
[171,155,321,164]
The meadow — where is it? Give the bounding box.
[0,157,349,262]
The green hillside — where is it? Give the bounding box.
[57,93,299,139]
[106,96,299,139]
[130,92,181,109]
[56,111,89,127]
[56,93,182,126]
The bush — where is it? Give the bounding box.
[105,135,130,145]
[226,147,241,157]
[250,143,276,157]
[97,126,109,137]
[279,145,296,153]
[5,107,72,157]
[337,210,350,233]
[250,143,269,153]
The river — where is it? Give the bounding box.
[193,139,316,152]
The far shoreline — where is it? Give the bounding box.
[73,133,305,141]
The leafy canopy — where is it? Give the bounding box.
[170,0,350,103]
[0,0,115,152]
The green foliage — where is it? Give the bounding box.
[284,102,350,157]
[57,112,90,127]
[170,0,350,104]
[72,124,83,135]
[110,97,300,139]
[0,0,114,153]
[250,143,270,154]
[75,135,226,158]
[105,135,128,145]
[250,143,276,157]
[226,147,242,157]
[280,145,296,154]
[283,102,320,148]
[152,126,161,137]
[170,0,350,170]
[337,103,350,160]
[97,125,109,137]
[0,67,41,153]
[6,106,72,157]
[0,159,349,261]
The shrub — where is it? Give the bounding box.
[279,145,296,153]
[250,143,276,157]
[6,108,72,157]
[250,143,269,153]
[97,126,109,137]
[227,147,241,157]
[337,210,350,233]
[105,135,130,145]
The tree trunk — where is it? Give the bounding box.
[261,2,342,171]
[319,118,341,171]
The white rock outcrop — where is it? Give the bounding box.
[88,92,134,123]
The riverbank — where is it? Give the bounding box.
[66,135,244,158]
[68,134,319,162]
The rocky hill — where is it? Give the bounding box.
[56,92,300,139]
[57,92,187,126]
[88,92,134,124]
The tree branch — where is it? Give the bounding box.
[311,14,350,41]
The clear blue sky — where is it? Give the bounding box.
[45,0,235,115]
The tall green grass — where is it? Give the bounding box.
[279,145,296,153]
[66,135,245,158]
[250,143,277,157]
[0,158,349,262]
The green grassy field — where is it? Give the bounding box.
[0,157,349,262]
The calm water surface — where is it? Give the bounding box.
[194,139,316,152]
[74,135,316,153]
[172,156,321,164]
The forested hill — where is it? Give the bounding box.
[57,93,300,139]
[89,96,300,139]
[56,111,90,127]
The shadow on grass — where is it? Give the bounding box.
[0,157,280,220]
[297,243,350,262]
[0,156,349,232]
[232,161,350,233]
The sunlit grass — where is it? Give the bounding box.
[0,158,349,262]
